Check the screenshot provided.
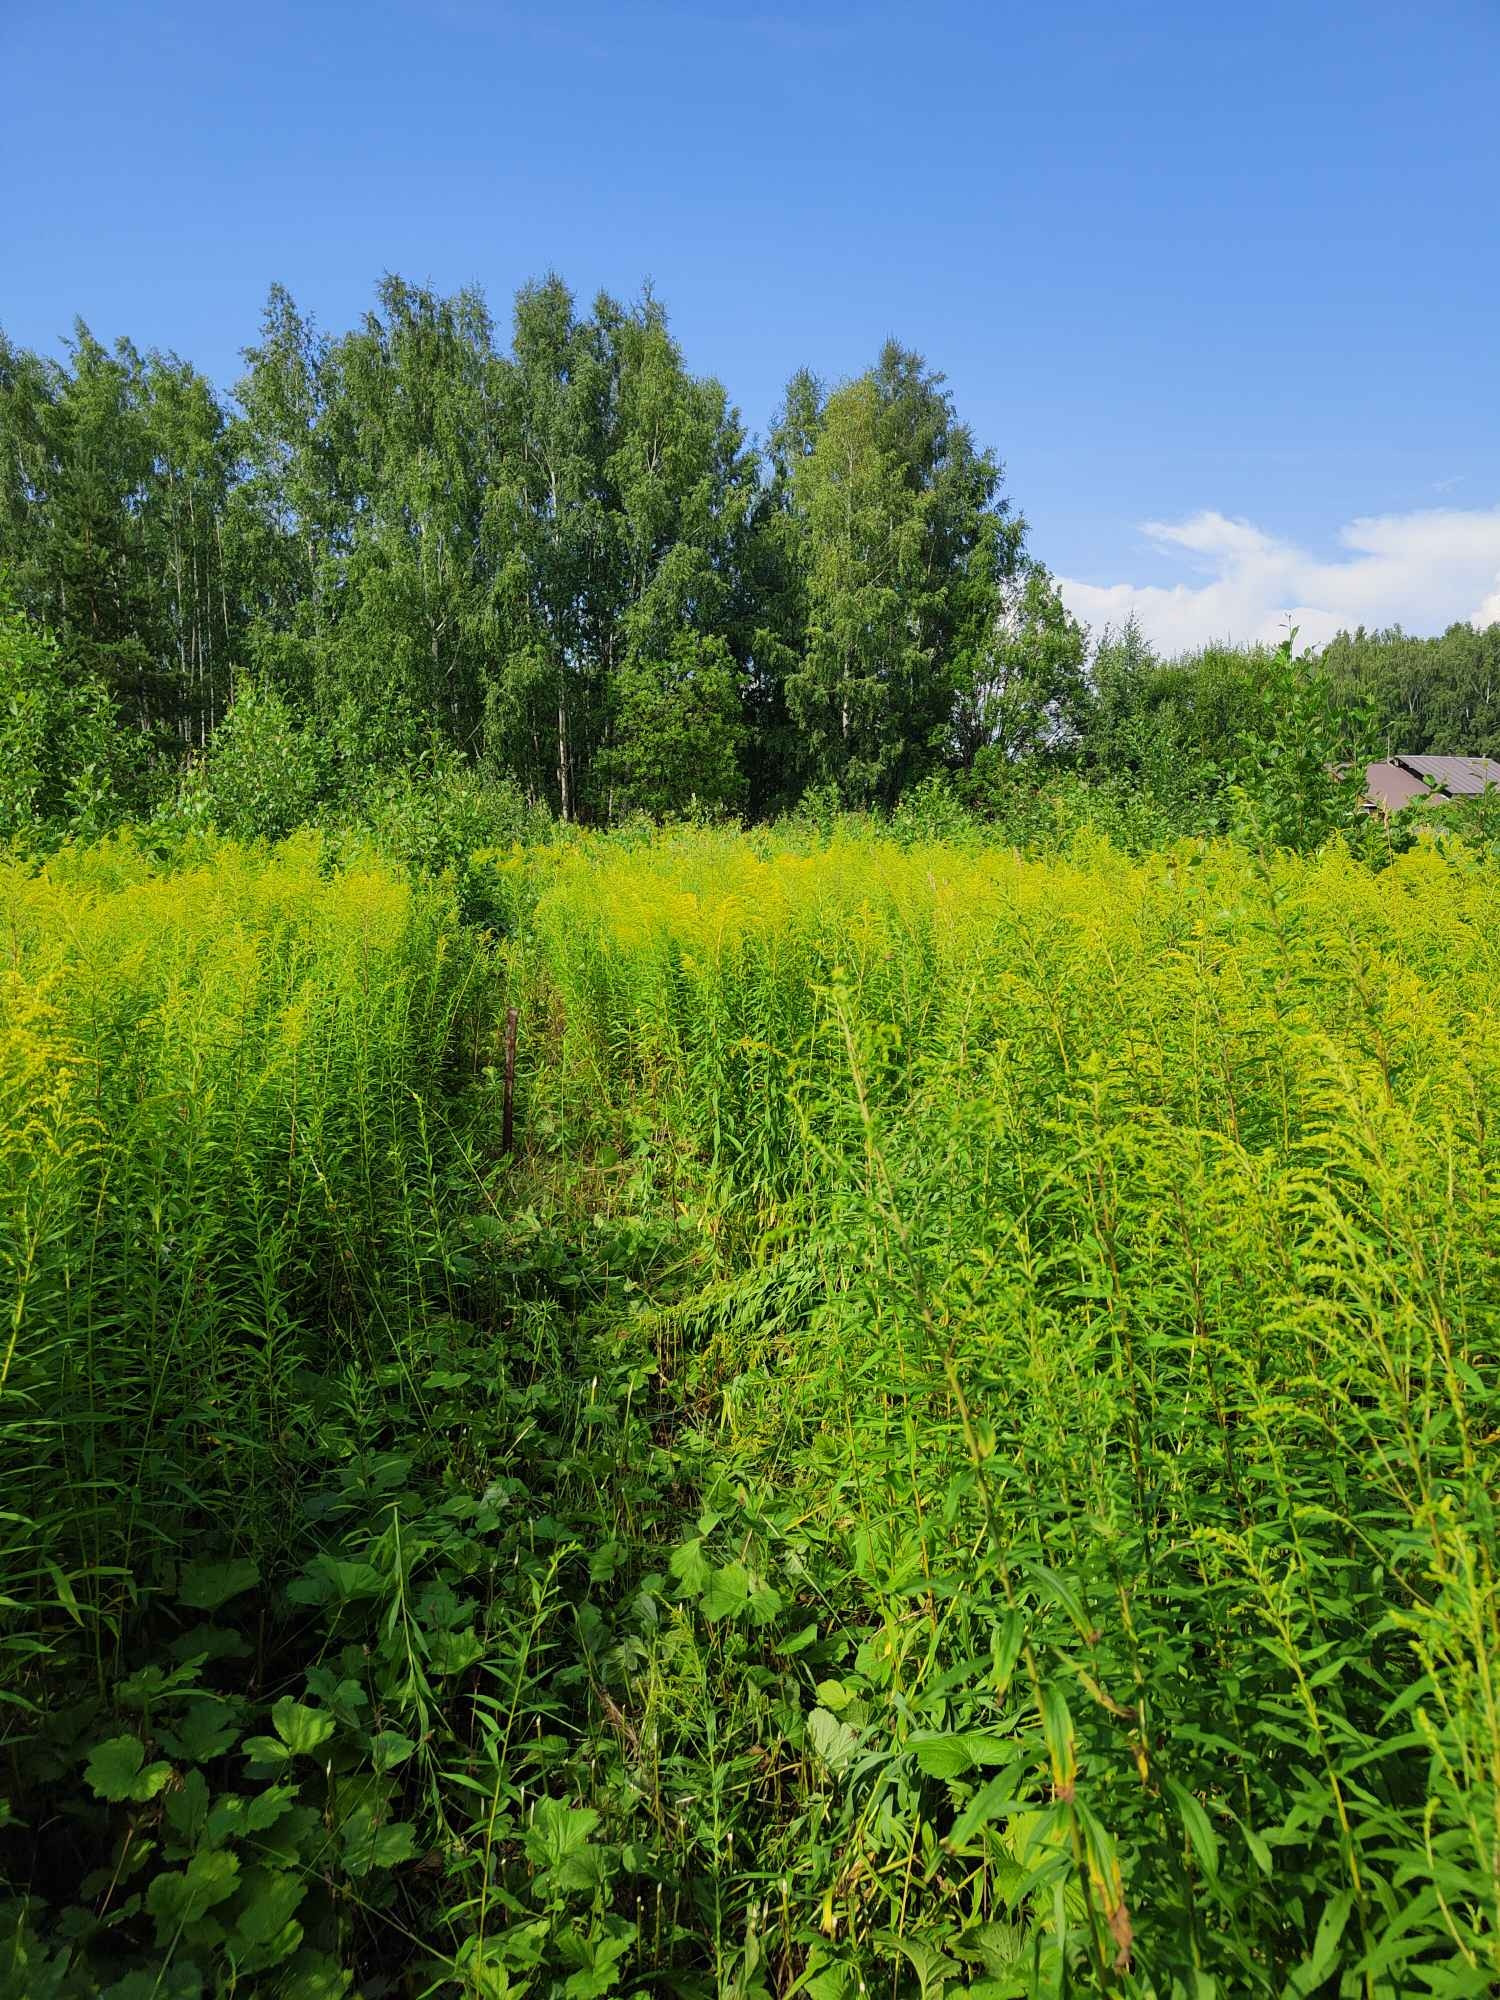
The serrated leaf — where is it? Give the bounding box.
[428,1626,485,1675]
[160,1698,240,1764]
[85,1734,173,1804]
[270,1697,334,1756]
[146,1847,240,1944]
[207,1782,296,1841]
[913,1733,974,1780]
[668,1536,711,1594]
[242,1734,290,1770]
[700,1560,750,1621]
[163,1767,209,1848]
[370,1729,418,1773]
[272,1949,353,1999]
[526,1797,601,1870]
[341,1804,419,1877]
[285,1556,382,1607]
[232,1864,306,1948]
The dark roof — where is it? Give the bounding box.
[1391,754,1500,797]
[1363,754,1500,814]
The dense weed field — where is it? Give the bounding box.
[2,825,1498,1997]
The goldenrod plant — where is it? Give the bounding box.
[2,820,1497,1996]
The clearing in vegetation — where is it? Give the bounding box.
[1,822,1498,1998]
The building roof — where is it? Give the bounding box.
[1391,754,1500,797]
[1363,754,1500,814]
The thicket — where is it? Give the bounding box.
[3,819,1498,1996]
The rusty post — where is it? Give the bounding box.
[502,1006,518,1155]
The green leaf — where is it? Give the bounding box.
[84,1733,173,1804]
[1284,1889,1352,1997]
[242,1735,290,1771]
[370,1729,418,1773]
[100,1966,204,2000]
[231,1864,306,1964]
[270,1697,334,1757]
[285,1556,383,1607]
[1166,1778,1220,1881]
[913,1733,975,1780]
[668,1536,711,1595]
[206,1784,296,1842]
[177,1557,260,1611]
[341,1806,419,1877]
[874,1929,961,1998]
[163,1767,210,1849]
[526,1797,606,1895]
[1040,1685,1076,1792]
[161,1698,240,1764]
[912,1731,1013,1780]
[948,1771,1027,1849]
[276,1951,354,1999]
[700,1560,750,1621]
[146,1847,240,1944]
[527,1797,601,1868]
[745,1572,783,1626]
[428,1626,485,1675]
[807,1707,860,1774]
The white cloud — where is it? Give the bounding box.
[1057,505,1500,655]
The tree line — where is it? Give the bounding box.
[2,270,1497,841]
[0,274,1086,824]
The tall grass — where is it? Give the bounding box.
[511,825,1500,1994]
[5,820,1498,1996]
[0,832,485,1694]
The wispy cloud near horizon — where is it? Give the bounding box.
[1057,505,1500,654]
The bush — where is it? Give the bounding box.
[0,590,143,846]
[175,679,325,840]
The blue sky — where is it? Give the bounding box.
[5,0,1498,648]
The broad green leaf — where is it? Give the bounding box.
[668,1536,711,1595]
[527,1797,601,1869]
[370,1729,418,1773]
[807,1707,860,1774]
[276,1951,354,1999]
[270,1697,334,1756]
[913,1733,975,1780]
[177,1557,260,1611]
[161,1698,240,1764]
[163,1767,209,1848]
[84,1734,173,1805]
[700,1560,750,1621]
[285,1556,382,1607]
[428,1626,485,1675]
[874,1929,961,1998]
[241,1734,290,1770]
[146,1847,240,1943]
[236,1867,306,1944]
[912,1731,1013,1780]
[344,1811,420,1876]
[744,1572,783,1626]
[526,1797,605,1895]
[207,1784,296,1841]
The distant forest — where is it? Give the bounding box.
[2,273,1497,833]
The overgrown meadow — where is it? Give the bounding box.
[2,821,1498,1998]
